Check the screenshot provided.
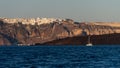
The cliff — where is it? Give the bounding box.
[0,18,120,45]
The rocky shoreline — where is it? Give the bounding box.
[40,33,120,45]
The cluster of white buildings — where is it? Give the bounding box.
[0,17,64,25]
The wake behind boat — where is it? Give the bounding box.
[86,35,93,46]
[86,43,93,46]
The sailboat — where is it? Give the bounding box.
[86,35,93,46]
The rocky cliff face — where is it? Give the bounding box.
[0,19,119,45]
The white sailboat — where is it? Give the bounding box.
[86,35,93,46]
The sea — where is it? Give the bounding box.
[0,45,120,68]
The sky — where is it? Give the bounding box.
[0,0,120,22]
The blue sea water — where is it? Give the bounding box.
[0,45,120,68]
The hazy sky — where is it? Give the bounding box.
[0,0,120,22]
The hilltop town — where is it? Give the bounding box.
[0,17,64,25]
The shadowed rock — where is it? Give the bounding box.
[0,32,18,45]
[41,33,120,45]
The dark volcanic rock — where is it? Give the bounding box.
[0,34,11,45]
[41,33,120,45]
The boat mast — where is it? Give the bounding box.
[88,35,91,44]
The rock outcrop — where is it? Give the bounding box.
[0,18,120,45]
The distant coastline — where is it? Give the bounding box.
[0,17,120,46]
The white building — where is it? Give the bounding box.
[1,17,64,25]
